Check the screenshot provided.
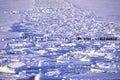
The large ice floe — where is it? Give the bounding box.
[0,0,120,80]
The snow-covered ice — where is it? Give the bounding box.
[0,0,120,80]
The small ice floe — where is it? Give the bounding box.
[47,47,58,51]
[71,50,105,57]
[104,53,115,60]
[107,70,118,73]
[34,74,41,80]
[94,42,101,46]
[96,62,116,69]
[0,50,6,54]
[38,60,44,67]
[80,56,90,62]
[57,54,74,64]
[11,10,18,14]
[103,43,119,49]
[61,43,76,47]
[8,43,23,48]
[0,66,15,73]
[35,44,40,47]
[19,32,25,37]
[87,50,105,57]
[18,70,27,79]
[8,62,25,69]
[35,50,46,54]
[45,69,60,76]
[44,34,50,37]
[11,48,27,52]
[8,42,35,48]
[90,68,105,73]
[57,55,64,63]
[6,62,26,73]
[23,42,35,47]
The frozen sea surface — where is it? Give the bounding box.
[0,0,120,80]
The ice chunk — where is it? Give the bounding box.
[0,66,15,73]
[47,47,58,51]
[103,43,119,49]
[8,43,23,48]
[45,69,60,76]
[6,62,26,73]
[80,56,90,62]
[35,50,46,54]
[8,42,35,48]
[61,43,76,47]
[8,62,25,69]
[11,10,18,14]
[90,68,104,73]
[71,50,105,57]
[34,74,41,80]
[0,50,6,54]
[57,55,65,63]
[104,53,115,60]
[88,50,105,57]
[38,60,44,67]
[11,48,27,52]
[96,62,116,68]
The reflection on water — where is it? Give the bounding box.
[0,0,120,80]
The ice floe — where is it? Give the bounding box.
[45,69,61,76]
[0,61,26,74]
[34,50,46,54]
[0,66,15,73]
[0,0,120,79]
[47,47,58,51]
[90,68,105,73]
[8,62,25,69]
[34,74,41,80]
[0,50,6,54]
[71,50,106,57]
[96,62,116,69]
[104,53,115,60]
[61,43,76,47]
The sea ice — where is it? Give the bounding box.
[0,66,15,73]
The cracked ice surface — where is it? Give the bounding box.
[0,0,120,80]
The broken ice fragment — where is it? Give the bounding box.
[0,66,15,73]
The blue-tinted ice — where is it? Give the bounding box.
[0,0,120,80]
